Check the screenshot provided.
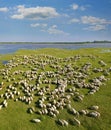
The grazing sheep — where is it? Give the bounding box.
[79,109,87,115]
[89,105,99,110]
[58,119,68,126]
[31,119,41,123]
[2,100,8,107]
[74,95,84,102]
[27,107,35,114]
[69,118,81,126]
[0,94,3,98]
[63,120,68,126]
[0,105,3,110]
[68,107,77,115]
[98,60,107,66]
[87,111,100,118]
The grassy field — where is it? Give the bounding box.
[0,48,111,130]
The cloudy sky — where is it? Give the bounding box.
[0,0,111,42]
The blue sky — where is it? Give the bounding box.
[0,0,111,42]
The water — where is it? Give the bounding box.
[2,60,8,64]
[0,43,111,54]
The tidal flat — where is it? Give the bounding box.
[0,48,111,130]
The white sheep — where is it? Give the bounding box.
[31,118,40,123]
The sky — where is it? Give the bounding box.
[0,0,111,42]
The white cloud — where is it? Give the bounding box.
[70,15,111,31]
[30,23,69,35]
[41,25,69,35]
[51,25,57,29]
[81,16,110,25]
[72,3,86,11]
[0,7,8,12]
[31,23,40,27]
[84,25,106,31]
[47,25,67,35]
[31,23,47,28]
[72,4,79,10]
[69,18,80,23]
[11,5,59,20]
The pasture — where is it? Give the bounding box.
[0,48,111,130]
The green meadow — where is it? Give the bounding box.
[0,48,111,130]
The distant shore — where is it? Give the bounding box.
[0,41,111,44]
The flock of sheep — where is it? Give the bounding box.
[0,54,111,127]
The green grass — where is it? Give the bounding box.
[0,48,111,130]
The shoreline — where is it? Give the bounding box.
[0,42,111,44]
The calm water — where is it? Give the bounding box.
[0,43,111,54]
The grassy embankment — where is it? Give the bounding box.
[0,48,111,130]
